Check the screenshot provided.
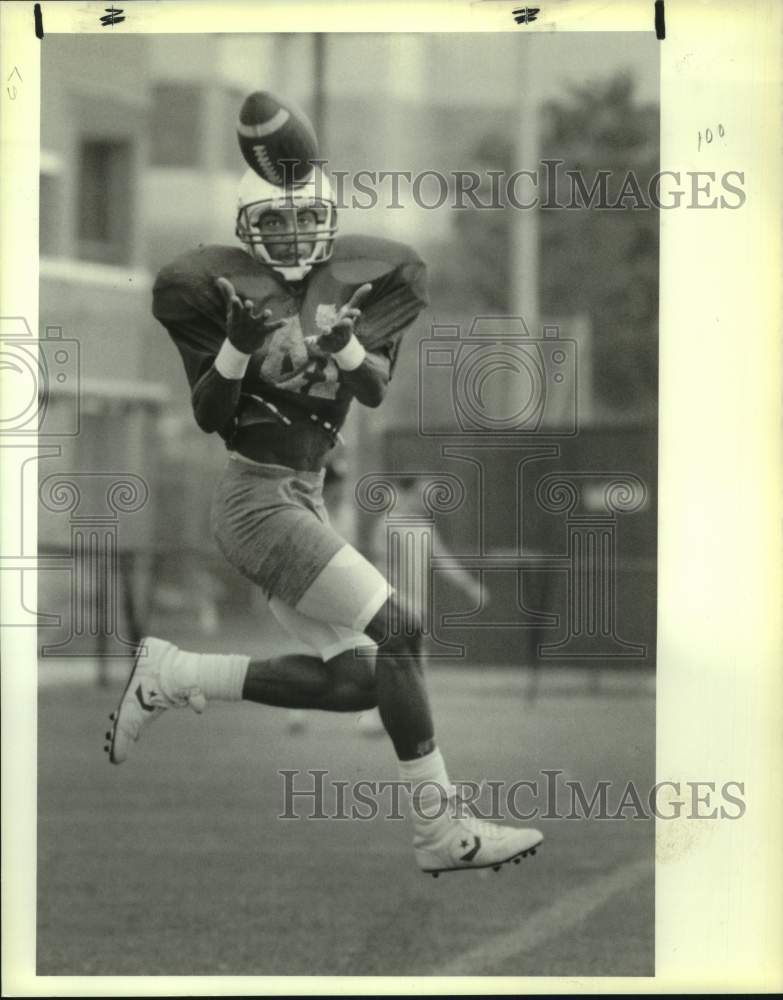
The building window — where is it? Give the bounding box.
[40,153,63,257]
[77,139,133,265]
[150,83,204,167]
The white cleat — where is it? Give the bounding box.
[415,813,543,877]
[105,637,206,765]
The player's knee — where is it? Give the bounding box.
[364,594,424,661]
[325,648,378,710]
[344,687,378,712]
[327,648,376,687]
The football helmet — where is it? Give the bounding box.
[235,167,337,281]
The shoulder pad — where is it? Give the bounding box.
[329,234,424,285]
[302,236,428,370]
[152,245,285,326]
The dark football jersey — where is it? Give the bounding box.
[152,235,428,441]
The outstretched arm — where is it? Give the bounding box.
[191,363,244,435]
[315,283,391,408]
[336,348,390,409]
[191,277,286,434]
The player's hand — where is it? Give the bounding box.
[215,276,286,354]
[317,283,373,354]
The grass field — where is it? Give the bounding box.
[37,656,654,978]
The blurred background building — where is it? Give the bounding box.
[38,32,659,675]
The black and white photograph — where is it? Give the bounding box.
[1,0,781,994]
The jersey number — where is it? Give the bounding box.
[258,318,340,399]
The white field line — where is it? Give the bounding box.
[430,855,651,976]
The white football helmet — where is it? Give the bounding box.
[235,167,337,281]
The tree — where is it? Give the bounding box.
[539,72,659,416]
[431,71,659,420]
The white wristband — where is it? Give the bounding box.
[214,339,251,380]
[333,334,367,371]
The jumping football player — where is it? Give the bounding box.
[106,92,543,876]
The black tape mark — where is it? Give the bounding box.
[512,6,541,24]
[655,0,666,40]
[100,6,126,27]
[34,3,44,39]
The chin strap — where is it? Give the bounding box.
[273,262,313,281]
[240,241,314,281]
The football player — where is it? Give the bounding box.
[106,93,543,876]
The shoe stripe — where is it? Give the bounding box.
[134,682,157,713]
[459,835,481,862]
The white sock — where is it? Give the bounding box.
[397,747,455,826]
[163,648,250,702]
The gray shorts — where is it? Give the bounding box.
[211,455,347,606]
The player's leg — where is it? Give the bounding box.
[241,649,376,712]
[106,595,379,763]
[291,546,433,758]
[363,594,433,758]
[107,460,377,762]
[242,595,377,712]
[367,593,543,874]
[294,546,545,875]
[106,632,377,764]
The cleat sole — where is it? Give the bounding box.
[105,641,146,765]
[421,838,544,877]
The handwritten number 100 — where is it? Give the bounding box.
[698,124,725,152]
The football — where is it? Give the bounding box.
[237,91,320,187]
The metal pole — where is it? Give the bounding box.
[511,36,539,326]
[312,34,327,145]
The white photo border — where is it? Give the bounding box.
[1,0,781,994]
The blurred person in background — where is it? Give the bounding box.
[105,91,542,876]
[357,475,485,737]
